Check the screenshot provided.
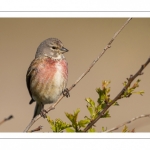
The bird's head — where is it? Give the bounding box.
[35,38,69,60]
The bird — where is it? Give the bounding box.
[26,38,69,119]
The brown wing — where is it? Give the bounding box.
[26,65,33,98]
[26,59,39,104]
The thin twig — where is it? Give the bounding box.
[0,115,13,125]
[24,18,132,132]
[83,57,150,132]
[105,114,150,132]
[29,126,43,132]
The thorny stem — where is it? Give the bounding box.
[24,18,132,132]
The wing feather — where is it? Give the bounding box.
[26,59,39,104]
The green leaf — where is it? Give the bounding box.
[122,125,128,132]
[102,80,111,89]
[114,101,119,106]
[65,113,74,123]
[106,87,111,93]
[47,116,54,126]
[123,81,127,86]
[102,126,107,132]
[87,106,94,116]
[101,102,107,109]
[137,79,141,83]
[65,109,80,126]
[101,110,111,118]
[96,105,102,112]
[47,116,72,132]
[78,119,90,128]
[86,98,95,107]
[73,109,80,123]
[96,88,101,95]
[100,93,106,101]
[88,128,96,132]
[51,126,56,132]
[139,91,144,95]
[66,128,75,132]
[133,91,144,96]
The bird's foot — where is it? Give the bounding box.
[62,88,70,98]
[40,109,48,119]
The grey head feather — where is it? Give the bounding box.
[35,38,68,59]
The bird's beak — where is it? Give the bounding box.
[60,47,69,53]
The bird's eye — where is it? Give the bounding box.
[52,46,56,50]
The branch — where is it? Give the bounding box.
[83,57,150,132]
[29,126,43,132]
[105,113,150,132]
[0,115,13,125]
[24,18,132,132]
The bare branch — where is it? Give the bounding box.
[29,126,43,132]
[0,115,13,125]
[83,57,150,132]
[106,114,150,132]
[24,18,132,132]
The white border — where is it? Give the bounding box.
[0,133,150,138]
[0,0,150,12]
[0,12,150,18]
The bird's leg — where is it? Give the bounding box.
[40,103,48,118]
[62,88,70,98]
[40,109,48,118]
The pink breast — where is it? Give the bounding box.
[38,58,68,85]
[31,57,68,103]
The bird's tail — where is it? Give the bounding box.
[24,103,43,132]
[33,103,43,119]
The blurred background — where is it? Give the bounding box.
[0,18,150,132]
